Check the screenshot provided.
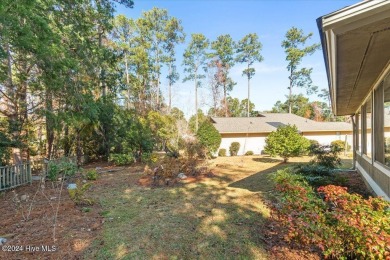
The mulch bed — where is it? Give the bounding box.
[0,170,108,259]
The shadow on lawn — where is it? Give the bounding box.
[251,157,283,163]
[84,170,273,259]
[228,162,300,193]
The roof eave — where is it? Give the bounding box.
[317,0,390,116]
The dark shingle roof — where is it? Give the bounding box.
[211,113,352,134]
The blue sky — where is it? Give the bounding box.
[115,0,358,117]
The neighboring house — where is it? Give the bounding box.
[212,113,352,156]
[317,0,390,200]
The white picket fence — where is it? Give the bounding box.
[0,163,32,191]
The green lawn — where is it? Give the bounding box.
[83,155,350,259]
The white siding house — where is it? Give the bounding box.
[212,113,352,156]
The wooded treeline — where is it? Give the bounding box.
[0,0,335,165]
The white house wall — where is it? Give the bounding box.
[302,132,353,147]
[219,135,266,156]
[219,131,353,156]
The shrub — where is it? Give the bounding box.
[308,139,320,155]
[294,164,348,188]
[145,157,203,186]
[196,121,222,154]
[185,141,207,159]
[218,148,227,157]
[0,131,11,166]
[310,144,341,168]
[272,169,390,259]
[85,169,98,181]
[264,125,310,162]
[294,163,333,176]
[245,151,254,156]
[47,161,77,181]
[142,152,159,164]
[331,140,350,151]
[68,181,94,206]
[229,142,240,156]
[108,153,134,166]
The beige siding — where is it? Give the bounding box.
[356,154,390,200]
[303,131,353,146]
[219,131,353,156]
[219,133,266,156]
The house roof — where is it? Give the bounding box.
[211,113,352,134]
[317,0,390,115]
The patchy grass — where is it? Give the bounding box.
[83,155,317,259]
[0,154,357,259]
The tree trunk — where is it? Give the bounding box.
[45,90,54,159]
[168,62,172,113]
[98,25,106,98]
[289,67,293,114]
[125,52,130,109]
[224,84,228,117]
[195,73,198,132]
[76,129,82,166]
[247,64,250,117]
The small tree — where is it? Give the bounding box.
[196,120,221,154]
[331,140,350,152]
[229,142,240,156]
[264,125,310,163]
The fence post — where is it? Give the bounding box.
[27,163,31,184]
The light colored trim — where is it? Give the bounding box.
[373,162,390,178]
[324,29,338,115]
[356,162,390,201]
[322,0,390,33]
[362,154,373,164]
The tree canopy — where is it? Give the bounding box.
[281,27,321,114]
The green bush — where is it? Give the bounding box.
[142,152,159,164]
[229,142,240,156]
[245,151,254,156]
[68,181,94,206]
[272,169,390,259]
[108,153,134,166]
[293,164,348,188]
[310,144,341,168]
[308,139,320,155]
[85,169,98,181]
[264,125,310,162]
[331,140,350,151]
[0,131,11,166]
[196,121,222,154]
[47,161,77,181]
[294,163,333,176]
[218,149,227,157]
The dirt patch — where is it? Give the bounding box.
[0,180,103,260]
[136,171,215,187]
[336,170,374,198]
